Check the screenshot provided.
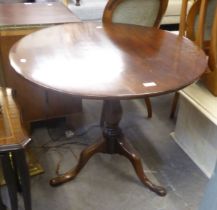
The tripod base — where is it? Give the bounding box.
[50,100,166,196]
[50,138,166,196]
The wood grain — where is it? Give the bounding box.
[0,2,80,27]
[0,88,30,151]
[10,22,207,100]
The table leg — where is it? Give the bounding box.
[76,0,80,6]
[100,100,106,127]
[1,153,18,210]
[50,140,106,186]
[116,138,166,196]
[170,92,180,119]
[101,97,152,126]
[144,97,152,118]
[13,150,32,210]
[102,100,166,196]
[50,100,166,196]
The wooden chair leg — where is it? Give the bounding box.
[100,100,106,127]
[1,153,18,210]
[76,0,80,6]
[144,97,152,118]
[170,92,180,119]
[13,150,32,210]
[63,0,68,6]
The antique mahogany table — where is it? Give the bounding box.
[9,22,207,196]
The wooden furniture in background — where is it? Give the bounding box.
[103,0,169,26]
[184,0,216,53]
[64,0,80,6]
[0,2,82,127]
[170,0,217,118]
[203,7,217,95]
[9,22,207,196]
[102,0,169,120]
[0,88,32,210]
[170,4,217,177]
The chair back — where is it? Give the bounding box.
[102,0,169,27]
[203,7,217,95]
[179,0,217,50]
[180,0,217,95]
[209,7,217,73]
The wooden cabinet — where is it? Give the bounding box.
[0,3,82,125]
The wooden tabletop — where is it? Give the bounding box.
[0,2,80,28]
[9,22,207,99]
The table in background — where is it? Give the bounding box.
[0,2,82,126]
[0,88,31,210]
[9,22,207,196]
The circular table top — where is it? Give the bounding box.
[9,22,207,99]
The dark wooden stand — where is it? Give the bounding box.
[0,88,32,210]
[0,3,82,126]
[76,0,80,6]
[50,100,166,196]
[1,150,31,210]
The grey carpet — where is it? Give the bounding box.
[1,95,208,210]
[68,0,107,21]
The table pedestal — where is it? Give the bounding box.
[49,100,166,196]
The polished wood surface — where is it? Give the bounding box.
[9,22,207,196]
[10,22,207,99]
[0,88,30,151]
[0,2,80,27]
[103,0,169,118]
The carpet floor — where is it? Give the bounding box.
[1,95,208,210]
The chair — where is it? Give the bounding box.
[203,6,217,96]
[103,0,168,27]
[170,0,217,118]
[185,0,216,53]
[101,0,169,123]
[63,0,80,6]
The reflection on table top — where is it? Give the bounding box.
[10,22,207,99]
[0,2,80,29]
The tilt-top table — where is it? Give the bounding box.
[9,22,207,196]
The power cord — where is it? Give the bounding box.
[33,122,101,176]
